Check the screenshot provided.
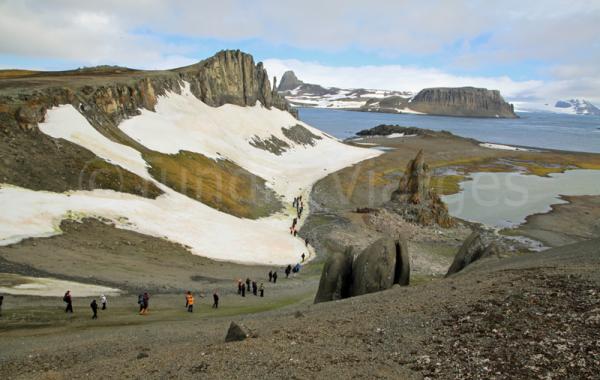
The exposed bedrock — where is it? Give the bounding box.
[315,235,410,303]
[446,232,501,276]
[409,87,517,118]
[385,149,455,228]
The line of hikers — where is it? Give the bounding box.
[237,278,264,297]
[63,290,107,319]
[60,289,219,319]
[290,195,305,236]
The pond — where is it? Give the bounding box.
[442,170,600,228]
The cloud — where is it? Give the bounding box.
[264,58,600,104]
[0,0,598,101]
[264,58,542,98]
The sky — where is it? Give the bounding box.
[1,0,599,103]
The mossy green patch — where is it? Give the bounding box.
[143,150,282,219]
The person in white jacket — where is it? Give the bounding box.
[100,294,107,310]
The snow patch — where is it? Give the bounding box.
[480,143,529,151]
[0,87,380,265]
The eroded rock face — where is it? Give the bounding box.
[446,232,501,276]
[410,87,517,118]
[315,235,410,303]
[386,150,454,228]
[314,248,354,303]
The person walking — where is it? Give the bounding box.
[292,218,297,228]
[268,271,273,282]
[259,283,264,297]
[100,294,107,310]
[241,283,246,297]
[185,291,194,313]
[301,253,306,262]
[64,290,73,313]
[90,299,98,319]
[212,291,219,309]
[137,294,144,313]
[245,278,251,293]
[237,279,242,295]
[285,265,292,278]
[272,271,278,283]
[252,281,258,296]
[140,292,150,315]
[305,238,309,247]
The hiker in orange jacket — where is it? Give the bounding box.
[185,291,194,313]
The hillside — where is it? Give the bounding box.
[0,50,378,264]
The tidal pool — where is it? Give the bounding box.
[442,170,600,228]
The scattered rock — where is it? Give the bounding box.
[136,352,149,359]
[225,322,248,342]
[446,232,500,276]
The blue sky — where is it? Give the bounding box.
[1,0,599,102]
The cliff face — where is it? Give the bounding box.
[1,50,292,134]
[409,87,517,118]
[0,50,294,201]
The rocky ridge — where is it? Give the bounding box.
[0,50,294,201]
[408,87,517,118]
[385,150,455,228]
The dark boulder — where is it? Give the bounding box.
[225,322,248,342]
[394,236,411,286]
[446,232,501,276]
[351,237,397,297]
[314,248,353,303]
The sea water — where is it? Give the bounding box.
[299,108,600,153]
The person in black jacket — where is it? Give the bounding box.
[90,299,98,319]
[64,290,73,313]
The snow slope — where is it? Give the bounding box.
[0,83,380,264]
[119,82,377,198]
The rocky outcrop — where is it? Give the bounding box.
[446,232,501,276]
[409,87,517,118]
[314,236,410,303]
[386,150,454,227]
[277,70,303,92]
[314,248,354,303]
[354,124,455,138]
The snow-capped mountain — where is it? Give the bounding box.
[554,99,600,115]
[513,99,600,115]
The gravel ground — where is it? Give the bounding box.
[1,239,598,379]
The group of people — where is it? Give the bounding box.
[63,290,107,319]
[290,195,305,236]
[237,278,264,297]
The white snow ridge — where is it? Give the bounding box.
[0,82,380,265]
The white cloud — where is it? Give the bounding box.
[264,58,545,98]
[0,0,598,102]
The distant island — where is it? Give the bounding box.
[276,70,517,118]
